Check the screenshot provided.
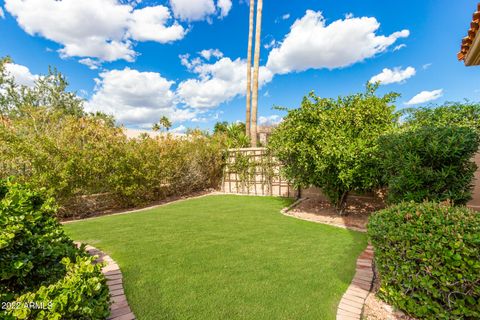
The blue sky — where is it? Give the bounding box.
[1,0,479,132]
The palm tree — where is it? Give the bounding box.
[250,0,263,147]
[152,123,160,132]
[152,116,172,132]
[245,0,255,138]
[159,116,172,131]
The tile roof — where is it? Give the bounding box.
[458,3,480,63]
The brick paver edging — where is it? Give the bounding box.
[279,200,375,320]
[336,245,374,320]
[76,243,136,320]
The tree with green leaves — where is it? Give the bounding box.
[213,121,249,148]
[1,59,84,118]
[269,83,399,215]
[152,116,172,132]
[401,102,480,132]
[213,121,229,134]
[0,57,115,125]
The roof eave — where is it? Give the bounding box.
[465,32,480,66]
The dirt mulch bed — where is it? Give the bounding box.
[288,196,385,232]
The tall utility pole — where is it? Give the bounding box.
[245,0,255,138]
[250,0,263,147]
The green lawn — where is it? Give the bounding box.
[64,195,367,320]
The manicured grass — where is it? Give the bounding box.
[64,195,367,320]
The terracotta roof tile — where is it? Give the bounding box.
[458,3,480,61]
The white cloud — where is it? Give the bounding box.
[259,115,282,126]
[78,58,102,70]
[179,54,203,70]
[199,49,223,60]
[4,0,186,63]
[282,13,290,20]
[405,89,443,105]
[169,0,214,21]
[4,63,39,87]
[169,0,231,21]
[170,125,187,133]
[266,10,409,74]
[393,44,406,51]
[0,7,5,19]
[422,63,432,70]
[370,66,416,85]
[264,39,278,50]
[86,68,196,127]
[177,55,273,108]
[217,0,232,18]
[128,6,186,43]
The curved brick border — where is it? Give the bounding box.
[280,200,375,320]
[336,245,374,320]
[78,244,136,320]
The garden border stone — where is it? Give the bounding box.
[336,245,374,320]
[75,243,136,320]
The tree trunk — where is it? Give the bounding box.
[245,0,255,138]
[336,191,349,216]
[250,0,263,147]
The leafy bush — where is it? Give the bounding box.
[368,202,480,319]
[107,132,225,208]
[0,59,226,218]
[0,115,225,217]
[213,121,250,148]
[379,126,480,205]
[0,180,110,319]
[269,83,399,214]
[0,179,79,296]
[402,102,480,132]
[4,257,110,320]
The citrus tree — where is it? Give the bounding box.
[269,83,399,215]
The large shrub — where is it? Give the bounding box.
[107,132,225,208]
[4,257,110,320]
[402,102,480,132]
[379,126,479,205]
[0,180,110,319]
[0,180,78,296]
[269,84,399,214]
[0,59,226,217]
[368,202,480,319]
[0,113,126,206]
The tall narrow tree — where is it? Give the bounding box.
[250,0,263,147]
[245,0,255,138]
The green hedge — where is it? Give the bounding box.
[379,126,480,205]
[0,180,110,319]
[368,202,480,319]
[0,113,225,218]
[0,179,79,296]
[3,256,109,320]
